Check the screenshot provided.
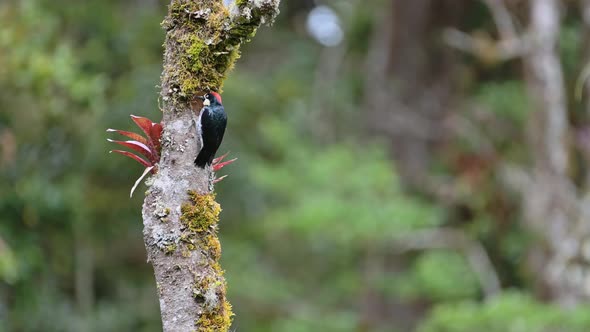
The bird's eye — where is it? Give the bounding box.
[205,94,210,99]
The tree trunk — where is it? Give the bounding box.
[364,0,469,192]
[519,0,590,306]
[521,0,580,306]
[141,1,280,331]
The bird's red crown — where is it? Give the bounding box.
[210,91,222,104]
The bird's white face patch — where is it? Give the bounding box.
[203,98,210,106]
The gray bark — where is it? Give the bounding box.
[522,0,582,306]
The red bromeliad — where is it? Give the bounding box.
[108,115,163,172]
[107,114,235,197]
[107,115,162,197]
[210,151,237,184]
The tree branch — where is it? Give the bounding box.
[141,1,280,331]
[482,0,518,41]
[526,0,568,176]
[443,0,529,63]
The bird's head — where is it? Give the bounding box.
[198,92,222,106]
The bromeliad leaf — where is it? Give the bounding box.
[130,166,155,198]
[213,158,237,172]
[107,139,154,161]
[106,128,148,145]
[211,151,237,183]
[213,175,228,184]
[150,122,163,153]
[131,115,159,152]
[109,150,151,168]
[212,152,230,165]
[108,115,163,196]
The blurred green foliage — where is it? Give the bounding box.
[419,293,590,332]
[475,81,529,125]
[1,0,589,331]
[252,120,441,243]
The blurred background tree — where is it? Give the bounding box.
[3,0,590,331]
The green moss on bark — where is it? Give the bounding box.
[196,299,233,332]
[164,244,177,255]
[161,0,277,99]
[179,192,222,260]
[180,192,221,232]
[180,190,232,331]
[192,274,233,332]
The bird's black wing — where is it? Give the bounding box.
[195,107,227,167]
[200,107,227,151]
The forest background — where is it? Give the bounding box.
[3,0,590,331]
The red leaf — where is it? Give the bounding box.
[150,122,163,155]
[213,158,237,172]
[212,151,230,165]
[131,115,155,146]
[213,175,228,184]
[107,139,154,161]
[106,128,148,145]
[110,150,151,168]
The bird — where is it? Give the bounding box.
[194,91,227,168]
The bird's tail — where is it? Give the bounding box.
[195,149,212,168]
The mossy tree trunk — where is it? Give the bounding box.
[141,1,280,331]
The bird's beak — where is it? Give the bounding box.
[196,95,210,106]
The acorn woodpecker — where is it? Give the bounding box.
[194,92,227,168]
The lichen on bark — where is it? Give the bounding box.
[141,1,280,331]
